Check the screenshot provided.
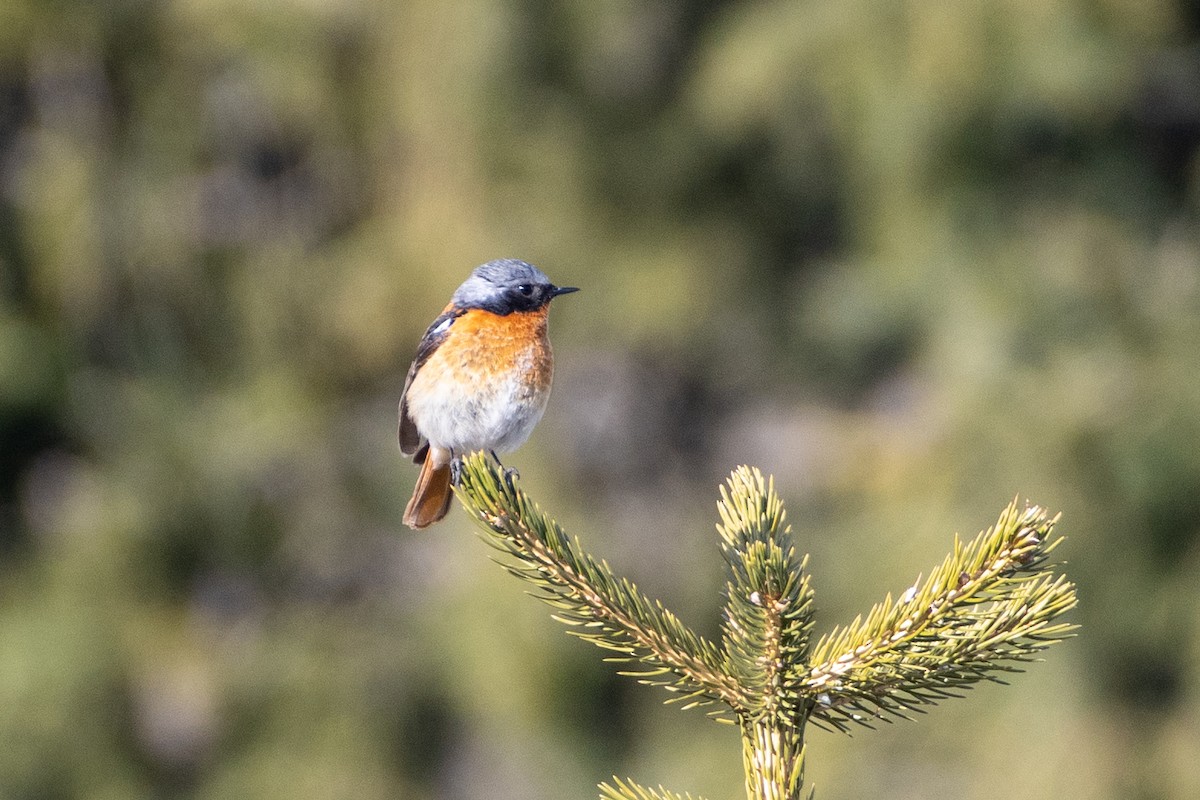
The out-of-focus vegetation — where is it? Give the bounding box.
[0,1,1197,798]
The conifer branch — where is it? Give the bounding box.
[455,453,748,712]
[451,455,1077,799]
[802,502,1077,731]
[717,467,815,722]
[598,776,708,800]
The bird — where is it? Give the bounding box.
[398,259,578,529]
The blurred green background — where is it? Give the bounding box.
[2,0,1199,798]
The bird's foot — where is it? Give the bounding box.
[489,450,520,485]
[449,456,464,486]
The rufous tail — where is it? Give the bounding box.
[404,456,453,529]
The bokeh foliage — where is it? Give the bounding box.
[1,1,1198,798]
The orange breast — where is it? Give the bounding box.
[443,307,553,389]
[404,305,557,453]
[420,304,554,395]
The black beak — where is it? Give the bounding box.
[551,285,579,297]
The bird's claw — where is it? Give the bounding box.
[487,450,520,486]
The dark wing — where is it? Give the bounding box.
[397,359,425,458]
[398,306,464,458]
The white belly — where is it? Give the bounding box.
[407,357,550,455]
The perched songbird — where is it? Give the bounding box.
[398,259,578,529]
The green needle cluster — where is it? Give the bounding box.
[453,453,1077,800]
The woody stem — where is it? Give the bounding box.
[740,714,806,800]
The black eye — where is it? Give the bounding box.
[515,284,534,296]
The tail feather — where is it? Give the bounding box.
[404,456,453,529]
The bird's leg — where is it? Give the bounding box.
[449,455,464,486]
[490,449,520,484]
